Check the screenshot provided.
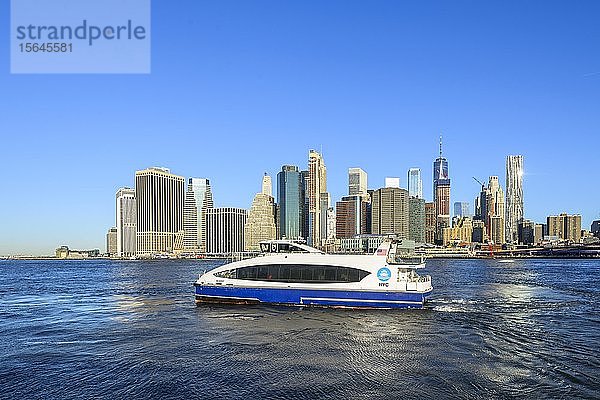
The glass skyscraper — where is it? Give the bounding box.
[505,155,524,244]
[277,165,305,240]
[408,168,423,199]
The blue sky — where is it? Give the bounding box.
[1,1,599,255]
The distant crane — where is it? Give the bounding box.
[472,177,485,190]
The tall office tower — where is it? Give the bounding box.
[335,195,368,238]
[409,197,426,243]
[115,187,136,258]
[454,202,471,218]
[518,219,536,245]
[547,213,582,243]
[184,178,214,252]
[505,155,524,244]
[534,224,545,244]
[348,167,368,196]
[277,165,305,240]
[135,167,185,256]
[106,227,117,256]
[486,176,505,245]
[244,175,277,251]
[371,187,409,239]
[301,170,310,240]
[206,207,248,253]
[433,136,451,244]
[385,177,400,189]
[307,150,328,247]
[408,168,423,199]
[319,192,331,243]
[183,187,198,250]
[425,202,436,244]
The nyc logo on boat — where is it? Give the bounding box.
[377,267,391,282]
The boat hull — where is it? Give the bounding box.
[194,284,431,309]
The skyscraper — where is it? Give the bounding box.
[206,207,248,253]
[348,167,368,196]
[425,202,436,244]
[371,187,409,239]
[335,195,368,238]
[115,187,136,258]
[454,202,471,218]
[183,187,198,250]
[135,167,185,256]
[409,197,426,243]
[433,136,451,244]
[547,213,582,243]
[505,155,524,244]
[277,165,305,240]
[408,168,423,199]
[244,174,277,251]
[308,150,328,247]
[186,178,213,252]
[487,176,505,245]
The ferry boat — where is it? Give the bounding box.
[193,239,432,309]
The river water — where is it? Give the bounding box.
[1,258,598,399]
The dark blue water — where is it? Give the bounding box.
[1,258,599,399]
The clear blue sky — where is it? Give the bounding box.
[1,1,599,255]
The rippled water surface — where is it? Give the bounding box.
[1,258,599,399]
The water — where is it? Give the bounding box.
[1,258,599,399]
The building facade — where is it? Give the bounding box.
[116,187,136,258]
[135,167,185,256]
[244,175,277,251]
[307,150,328,247]
[425,201,436,244]
[106,227,117,256]
[408,168,423,199]
[454,201,471,218]
[433,137,451,244]
[183,187,198,250]
[277,165,305,240]
[335,195,368,239]
[185,178,213,252]
[409,197,426,243]
[505,155,524,244]
[547,213,582,243]
[348,167,368,196]
[486,176,505,245]
[370,187,409,239]
[206,207,248,253]
[442,217,473,246]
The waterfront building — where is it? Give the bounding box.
[518,219,536,246]
[307,150,328,247]
[135,167,185,256]
[244,175,277,251]
[425,202,436,244]
[534,224,544,245]
[371,187,409,239]
[454,202,471,218]
[547,213,582,243]
[472,220,486,243]
[433,136,451,244]
[183,187,198,250]
[183,178,214,252]
[592,220,600,238]
[408,168,423,199]
[442,217,473,246]
[320,192,331,244]
[338,235,385,254]
[335,195,368,239]
[348,167,368,196]
[115,187,136,258]
[277,165,305,240]
[486,176,505,245]
[409,197,426,243]
[206,207,248,253]
[106,227,117,256]
[385,177,400,189]
[505,155,524,244]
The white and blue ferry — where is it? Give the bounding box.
[193,239,432,309]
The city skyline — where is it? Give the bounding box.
[1,1,599,254]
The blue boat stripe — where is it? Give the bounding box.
[300,297,422,305]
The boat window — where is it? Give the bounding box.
[233,265,370,283]
[214,269,237,279]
